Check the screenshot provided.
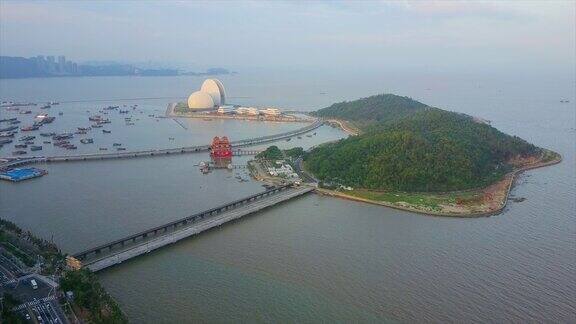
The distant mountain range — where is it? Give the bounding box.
[0,56,235,79]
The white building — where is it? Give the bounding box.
[187,91,215,111]
[217,105,234,114]
[247,107,259,115]
[235,107,249,115]
[200,79,227,106]
[267,164,299,179]
[260,108,281,116]
[235,107,260,115]
[187,78,227,110]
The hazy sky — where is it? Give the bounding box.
[1,0,574,72]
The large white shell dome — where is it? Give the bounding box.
[200,79,226,106]
[188,91,215,110]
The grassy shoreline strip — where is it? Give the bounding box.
[315,152,561,217]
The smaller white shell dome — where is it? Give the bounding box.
[188,91,215,110]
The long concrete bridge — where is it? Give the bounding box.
[72,184,314,272]
[0,120,322,168]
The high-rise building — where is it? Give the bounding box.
[34,55,46,72]
[58,55,66,73]
[46,56,56,73]
[65,61,73,74]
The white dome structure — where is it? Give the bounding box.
[200,79,226,106]
[187,91,215,110]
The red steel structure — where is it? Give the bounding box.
[210,136,232,158]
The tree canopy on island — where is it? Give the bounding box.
[312,94,429,128]
[256,145,284,161]
[256,146,305,161]
[305,95,541,192]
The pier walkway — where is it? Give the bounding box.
[73,184,314,272]
[0,120,322,167]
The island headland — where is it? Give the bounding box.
[302,94,561,217]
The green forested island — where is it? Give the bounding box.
[305,94,550,193]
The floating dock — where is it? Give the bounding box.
[0,167,47,182]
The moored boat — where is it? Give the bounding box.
[53,140,70,146]
[0,131,16,138]
[0,126,18,132]
[19,135,35,141]
[20,125,39,131]
[52,133,73,140]
[0,117,17,123]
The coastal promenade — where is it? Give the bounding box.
[74,184,314,272]
[0,119,323,168]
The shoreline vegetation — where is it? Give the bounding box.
[314,150,561,217]
[0,218,127,323]
[304,94,562,217]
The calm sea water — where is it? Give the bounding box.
[1,70,575,323]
